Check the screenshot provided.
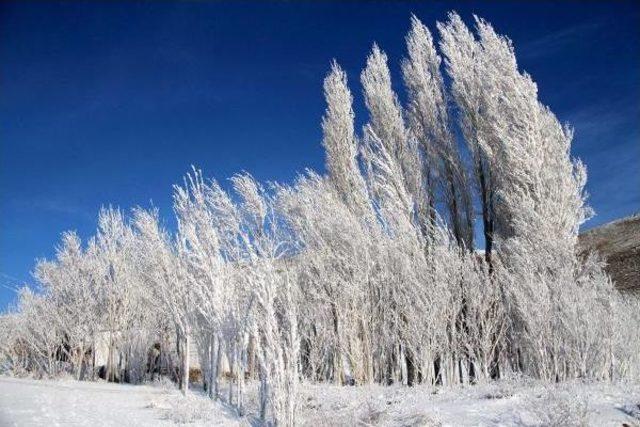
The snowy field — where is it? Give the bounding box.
[0,377,244,426]
[1,377,639,426]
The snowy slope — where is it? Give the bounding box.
[1,377,638,426]
[0,377,240,426]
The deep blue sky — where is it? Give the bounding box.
[1,1,639,309]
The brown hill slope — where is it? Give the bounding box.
[579,214,640,291]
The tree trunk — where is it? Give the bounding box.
[214,338,222,399]
[107,331,114,382]
[478,159,494,272]
[181,333,190,395]
[259,364,268,423]
[228,346,235,405]
[92,337,96,381]
[236,341,244,415]
[208,335,216,399]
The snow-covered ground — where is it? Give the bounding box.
[1,376,639,426]
[0,377,239,426]
[296,380,640,426]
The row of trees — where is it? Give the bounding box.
[1,13,639,425]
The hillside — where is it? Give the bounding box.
[579,214,640,291]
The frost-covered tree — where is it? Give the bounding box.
[93,207,142,383]
[13,288,61,377]
[403,14,473,248]
[438,13,497,265]
[361,44,427,233]
[233,173,300,425]
[171,169,228,400]
[133,208,193,393]
[439,12,619,381]
[34,232,99,380]
[322,61,373,222]
[277,172,374,385]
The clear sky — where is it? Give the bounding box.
[1,1,639,310]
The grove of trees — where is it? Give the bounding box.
[1,13,638,426]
